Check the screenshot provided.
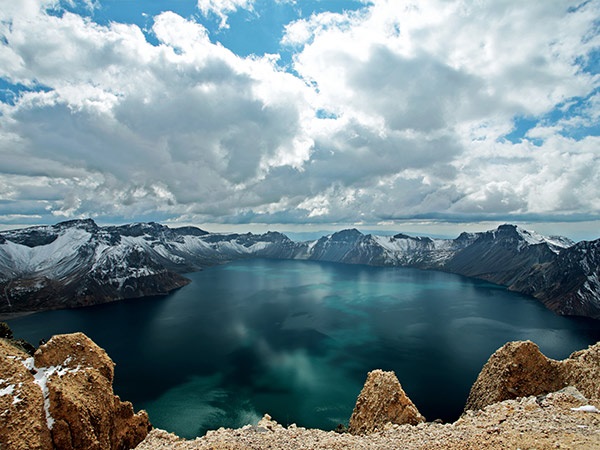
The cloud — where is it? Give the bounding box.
[0,0,599,230]
[278,0,600,223]
[196,0,256,28]
[0,3,313,222]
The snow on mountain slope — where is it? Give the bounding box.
[0,227,94,281]
[0,220,303,314]
[0,219,597,320]
[512,226,574,253]
[372,233,471,267]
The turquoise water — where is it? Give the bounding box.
[7,259,600,438]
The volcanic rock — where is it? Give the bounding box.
[561,341,600,400]
[348,369,425,434]
[0,332,151,450]
[465,340,600,412]
[0,339,53,450]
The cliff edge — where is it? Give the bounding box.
[2,329,599,449]
[0,331,151,450]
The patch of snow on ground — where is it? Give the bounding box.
[571,405,600,413]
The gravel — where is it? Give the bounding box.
[135,390,600,450]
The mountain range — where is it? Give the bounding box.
[0,219,598,319]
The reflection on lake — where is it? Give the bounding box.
[8,259,600,438]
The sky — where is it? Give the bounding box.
[0,0,599,240]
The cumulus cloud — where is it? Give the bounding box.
[0,1,313,223]
[280,0,600,222]
[0,0,599,229]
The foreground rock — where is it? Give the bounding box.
[348,369,425,434]
[465,340,600,411]
[0,332,151,450]
[135,389,600,449]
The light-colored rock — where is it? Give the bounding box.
[465,340,600,413]
[0,340,53,450]
[348,369,425,435]
[34,332,114,382]
[464,340,563,411]
[0,332,151,450]
[561,341,600,400]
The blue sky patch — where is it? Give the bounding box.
[0,79,52,106]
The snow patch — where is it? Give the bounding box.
[0,384,15,397]
[571,405,600,413]
[21,357,82,429]
[515,227,573,253]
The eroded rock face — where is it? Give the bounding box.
[0,339,53,450]
[0,332,151,450]
[561,342,600,400]
[348,369,425,435]
[465,340,600,412]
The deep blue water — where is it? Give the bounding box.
[7,259,600,438]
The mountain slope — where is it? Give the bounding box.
[442,224,570,285]
[1,219,598,319]
[510,239,600,319]
[298,225,598,318]
[0,220,301,315]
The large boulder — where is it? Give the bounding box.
[465,340,600,412]
[348,369,425,435]
[0,332,151,450]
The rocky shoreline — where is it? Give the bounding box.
[1,325,599,450]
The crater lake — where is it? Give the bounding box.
[7,259,600,438]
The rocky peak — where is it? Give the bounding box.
[0,226,59,248]
[348,369,425,434]
[327,228,364,242]
[170,226,209,237]
[465,341,563,412]
[509,238,600,319]
[110,222,167,238]
[55,218,99,233]
[392,233,434,244]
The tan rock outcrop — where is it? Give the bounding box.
[561,341,600,400]
[0,339,53,450]
[465,340,600,412]
[0,332,151,450]
[348,369,425,435]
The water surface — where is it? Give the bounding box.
[8,259,600,438]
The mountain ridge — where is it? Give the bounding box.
[1,219,599,319]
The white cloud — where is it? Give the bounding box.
[277,0,600,223]
[196,0,255,28]
[0,2,314,222]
